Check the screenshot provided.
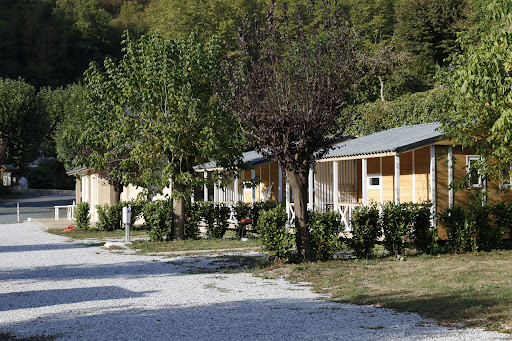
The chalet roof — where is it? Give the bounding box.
[66,167,89,176]
[194,150,269,171]
[321,122,444,160]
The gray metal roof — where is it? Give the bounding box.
[322,122,444,160]
[195,150,269,170]
[0,164,17,170]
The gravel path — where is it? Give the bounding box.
[0,222,508,341]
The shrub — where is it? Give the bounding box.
[210,203,230,239]
[257,205,293,262]
[200,202,216,236]
[233,201,252,238]
[439,205,476,253]
[184,201,201,239]
[494,201,512,242]
[96,201,132,231]
[380,202,410,256]
[347,204,380,259]
[472,201,501,251]
[308,210,344,261]
[408,201,436,254]
[74,202,90,230]
[142,200,173,241]
[250,201,280,228]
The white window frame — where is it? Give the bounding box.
[467,155,484,189]
[367,173,382,190]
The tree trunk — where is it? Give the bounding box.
[172,181,186,240]
[378,75,385,102]
[113,183,123,204]
[286,169,314,261]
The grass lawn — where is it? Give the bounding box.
[259,250,512,333]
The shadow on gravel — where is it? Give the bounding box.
[0,256,261,282]
[0,287,155,311]
[0,298,466,341]
[0,243,86,253]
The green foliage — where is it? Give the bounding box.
[0,78,50,166]
[408,201,437,254]
[210,203,230,239]
[442,0,512,179]
[233,201,252,238]
[184,201,202,239]
[257,205,293,262]
[470,201,501,251]
[95,201,129,231]
[348,204,380,259]
[74,202,90,230]
[394,0,475,86]
[380,202,410,256]
[439,204,476,253]
[308,210,344,261]
[494,201,512,241]
[26,159,74,190]
[250,201,280,228]
[344,88,452,136]
[142,200,173,241]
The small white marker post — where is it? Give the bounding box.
[122,206,131,244]
[17,203,19,223]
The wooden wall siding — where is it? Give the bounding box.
[367,157,381,203]
[357,159,363,203]
[270,162,280,201]
[399,151,414,202]
[367,158,380,174]
[382,156,395,202]
[414,146,431,202]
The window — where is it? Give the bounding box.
[467,156,484,189]
[367,174,382,190]
[500,165,512,189]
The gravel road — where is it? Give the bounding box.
[0,222,508,340]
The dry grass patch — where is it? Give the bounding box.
[130,238,261,254]
[47,228,148,240]
[259,251,512,333]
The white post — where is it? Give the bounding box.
[430,145,437,225]
[278,165,283,202]
[17,203,20,223]
[234,176,239,203]
[251,169,256,204]
[308,168,314,210]
[218,180,224,203]
[362,158,368,206]
[412,150,416,203]
[394,155,400,204]
[448,146,454,208]
[203,171,208,202]
[214,180,219,203]
[333,161,339,212]
[286,180,291,222]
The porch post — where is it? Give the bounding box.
[278,165,283,202]
[412,150,416,203]
[394,155,400,204]
[218,179,224,203]
[203,171,208,202]
[333,160,339,212]
[251,169,256,204]
[448,146,454,208]
[234,175,239,203]
[214,180,219,203]
[308,168,314,210]
[362,158,368,206]
[430,145,437,225]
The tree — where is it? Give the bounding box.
[394,0,475,87]
[222,2,361,261]
[145,0,259,45]
[0,77,50,167]
[80,32,243,239]
[442,0,512,181]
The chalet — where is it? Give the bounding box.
[1,164,17,188]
